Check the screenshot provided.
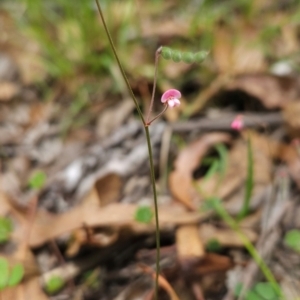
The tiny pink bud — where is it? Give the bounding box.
[161,89,181,108]
[231,115,244,131]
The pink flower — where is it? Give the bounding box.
[161,89,181,108]
[231,115,244,131]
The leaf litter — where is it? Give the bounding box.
[1,1,300,299]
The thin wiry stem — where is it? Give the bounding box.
[146,47,162,124]
[95,0,145,125]
[95,1,160,298]
[147,105,168,126]
[145,126,160,299]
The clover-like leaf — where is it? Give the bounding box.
[284,229,300,252]
[7,263,24,287]
[45,276,65,294]
[135,206,153,224]
[0,258,9,290]
[28,171,47,190]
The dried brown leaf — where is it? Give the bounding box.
[95,173,123,206]
[169,133,231,210]
[227,74,300,109]
[195,253,232,275]
[213,25,266,75]
[29,203,206,248]
[176,225,205,266]
[283,101,300,138]
[0,82,19,101]
[197,131,272,203]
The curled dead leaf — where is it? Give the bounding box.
[169,133,231,210]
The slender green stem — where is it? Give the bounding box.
[95,1,160,298]
[95,0,145,125]
[147,104,168,126]
[212,199,281,296]
[146,47,162,124]
[145,126,160,299]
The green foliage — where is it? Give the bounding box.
[238,137,254,220]
[161,47,208,64]
[135,206,153,223]
[201,143,228,182]
[15,0,127,80]
[7,264,24,287]
[0,217,13,243]
[196,143,228,197]
[202,197,222,211]
[284,229,300,252]
[0,258,24,290]
[235,282,280,300]
[206,239,222,252]
[82,268,101,289]
[28,171,47,190]
[45,276,65,294]
[202,198,281,297]
[0,258,9,290]
[254,282,277,300]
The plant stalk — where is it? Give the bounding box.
[95,1,160,298]
[95,0,145,125]
[146,47,162,124]
[145,126,160,299]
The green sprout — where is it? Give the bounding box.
[0,217,13,244]
[28,171,47,190]
[45,275,65,295]
[135,206,153,224]
[0,258,24,290]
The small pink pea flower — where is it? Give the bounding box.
[231,114,244,131]
[161,89,181,108]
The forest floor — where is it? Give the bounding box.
[1,1,300,299]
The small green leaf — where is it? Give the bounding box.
[7,263,24,287]
[284,229,300,252]
[206,239,222,252]
[194,51,208,63]
[161,47,172,60]
[45,276,65,294]
[0,217,13,243]
[254,282,277,300]
[0,258,9,290]
[171,50,182,62]
[28,171,47,190]
[135,206,153,223]
[182,52,195,63]
[245,290,262,300]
